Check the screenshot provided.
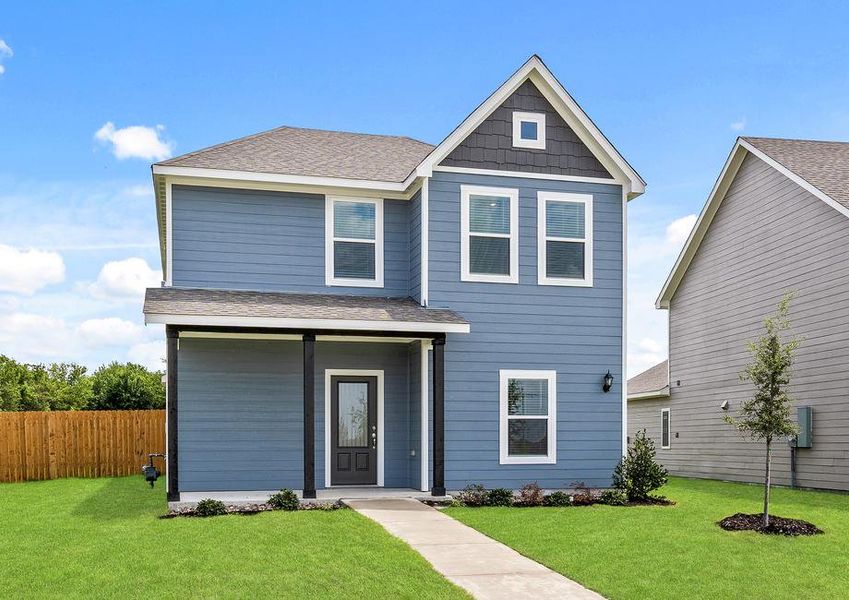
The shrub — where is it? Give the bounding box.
[570,481,597,506]
[544,491,572,507]
[598,488,628,506]
[517,482,545,507]
[195,498,227,517]
[268,489,300,511]
[456,484,489,507]
[89,362,165,410]
[486,488,514,507]
[613,429,668,502]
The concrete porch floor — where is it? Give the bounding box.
[172,488,451,509]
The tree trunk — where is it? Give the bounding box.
[763,439,772,528]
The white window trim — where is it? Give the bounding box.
[537,191,593,287]
[661,408,671,449]
[499,369,557,465]
[325,196,384,288]
[460,185,519,284]
[512,111,546,150]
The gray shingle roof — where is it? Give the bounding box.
[143,287,468,329]
[743,137,849,209]
[158,126,435,183]
[628,360,669,398]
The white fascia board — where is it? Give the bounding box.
[627,389,671,401]
[145,313,470,334]
[415,55,644,197]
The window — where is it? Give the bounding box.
[512,111,546,149]
[537,191,593,286]
[325,196,383,287]
[499,370,557,464]
[661,408,671,449]
[461,185,519,283]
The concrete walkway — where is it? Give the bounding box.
[347,498,604,600]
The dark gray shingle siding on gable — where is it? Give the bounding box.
[440,80,612,179]
[170,185,412,297]
[631,153,849,491]
[428,170,623,489]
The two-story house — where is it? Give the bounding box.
[143,56,645,504]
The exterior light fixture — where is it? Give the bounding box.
[602,370,614,393]
[720,400,729,411]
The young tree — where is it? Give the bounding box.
[725,293,800,527]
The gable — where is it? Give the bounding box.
[439,80,612,179]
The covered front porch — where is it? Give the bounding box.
[143,287,469,504]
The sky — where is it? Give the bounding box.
[2,2,849,375]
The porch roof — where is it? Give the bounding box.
[143,287,470,334]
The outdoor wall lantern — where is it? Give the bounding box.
[602,370,614,393]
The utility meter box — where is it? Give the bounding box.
[796,406,813,448]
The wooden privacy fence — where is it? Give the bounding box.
[0,410,165,483]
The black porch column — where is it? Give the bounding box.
[303,333,316,499]
[432,336,446,496]
[165,325,179,502]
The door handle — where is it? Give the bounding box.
[371,431,377,449]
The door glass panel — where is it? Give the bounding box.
[338,382,368,447]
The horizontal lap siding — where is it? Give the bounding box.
[172,185,410,296]
[429,171,623,489]
[178,339,412,492]
[660,153,849,491]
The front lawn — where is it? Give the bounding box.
[445,477,849,600]
[0,477,468,599]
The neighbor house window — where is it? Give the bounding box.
[537,191,593,286]
[499,370,557,464]
[461,185,519,283]
[661,408,671,449]
[512,111,546,149]
[325,196,383,287]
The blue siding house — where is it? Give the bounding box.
[143,56,645,503]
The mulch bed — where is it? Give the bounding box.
[161,501,345,518]
[717,513,823,536]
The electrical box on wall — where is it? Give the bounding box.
[795,406,813,448]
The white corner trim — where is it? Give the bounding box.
[460,185,519,284]
[325,196,384,288]
[165,180,173,286]
[498,369,557,465]
[144,313,471,334]
[420,340,430,492]
[433,165,621,187]
[512,111,546,149]
[661,407,671,449]
[536,191,593,287]
[421,178,430,306]
[621,186,628,456]
[324,369,385,488]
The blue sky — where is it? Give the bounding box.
[2,2,848,374]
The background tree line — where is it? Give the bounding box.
[0,355,165,411]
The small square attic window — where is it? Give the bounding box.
[512,111,546,149]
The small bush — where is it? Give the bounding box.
[598,488,628,506]
[544,491,572,507]
[195,498,227,517]
[613,429,668,502]
[456,484,489,507]
[268,489,300,511]
[517,482,545,507]
[570,481,597,506]
[486,488,514,507]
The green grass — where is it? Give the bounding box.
[0,477,468,599]
[445,477,849,600]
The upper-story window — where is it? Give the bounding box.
[325,196,384,287]
[460,185,519,284]
[512,111,546,149]
[537,191,593,287]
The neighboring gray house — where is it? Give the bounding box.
[143,56,645,503]
[630,137,849,492]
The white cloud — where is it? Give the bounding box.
[0,39,12,75]
[88,257,161,301]
[0,313,75,362]
[94,122,174,161]
[128,340,165,371]
[628,337,667,379]
[665,214,697,246]
[730,117,747,131]
[0,244,65,294]
[77,317,143,347]
[123,184,153,198]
